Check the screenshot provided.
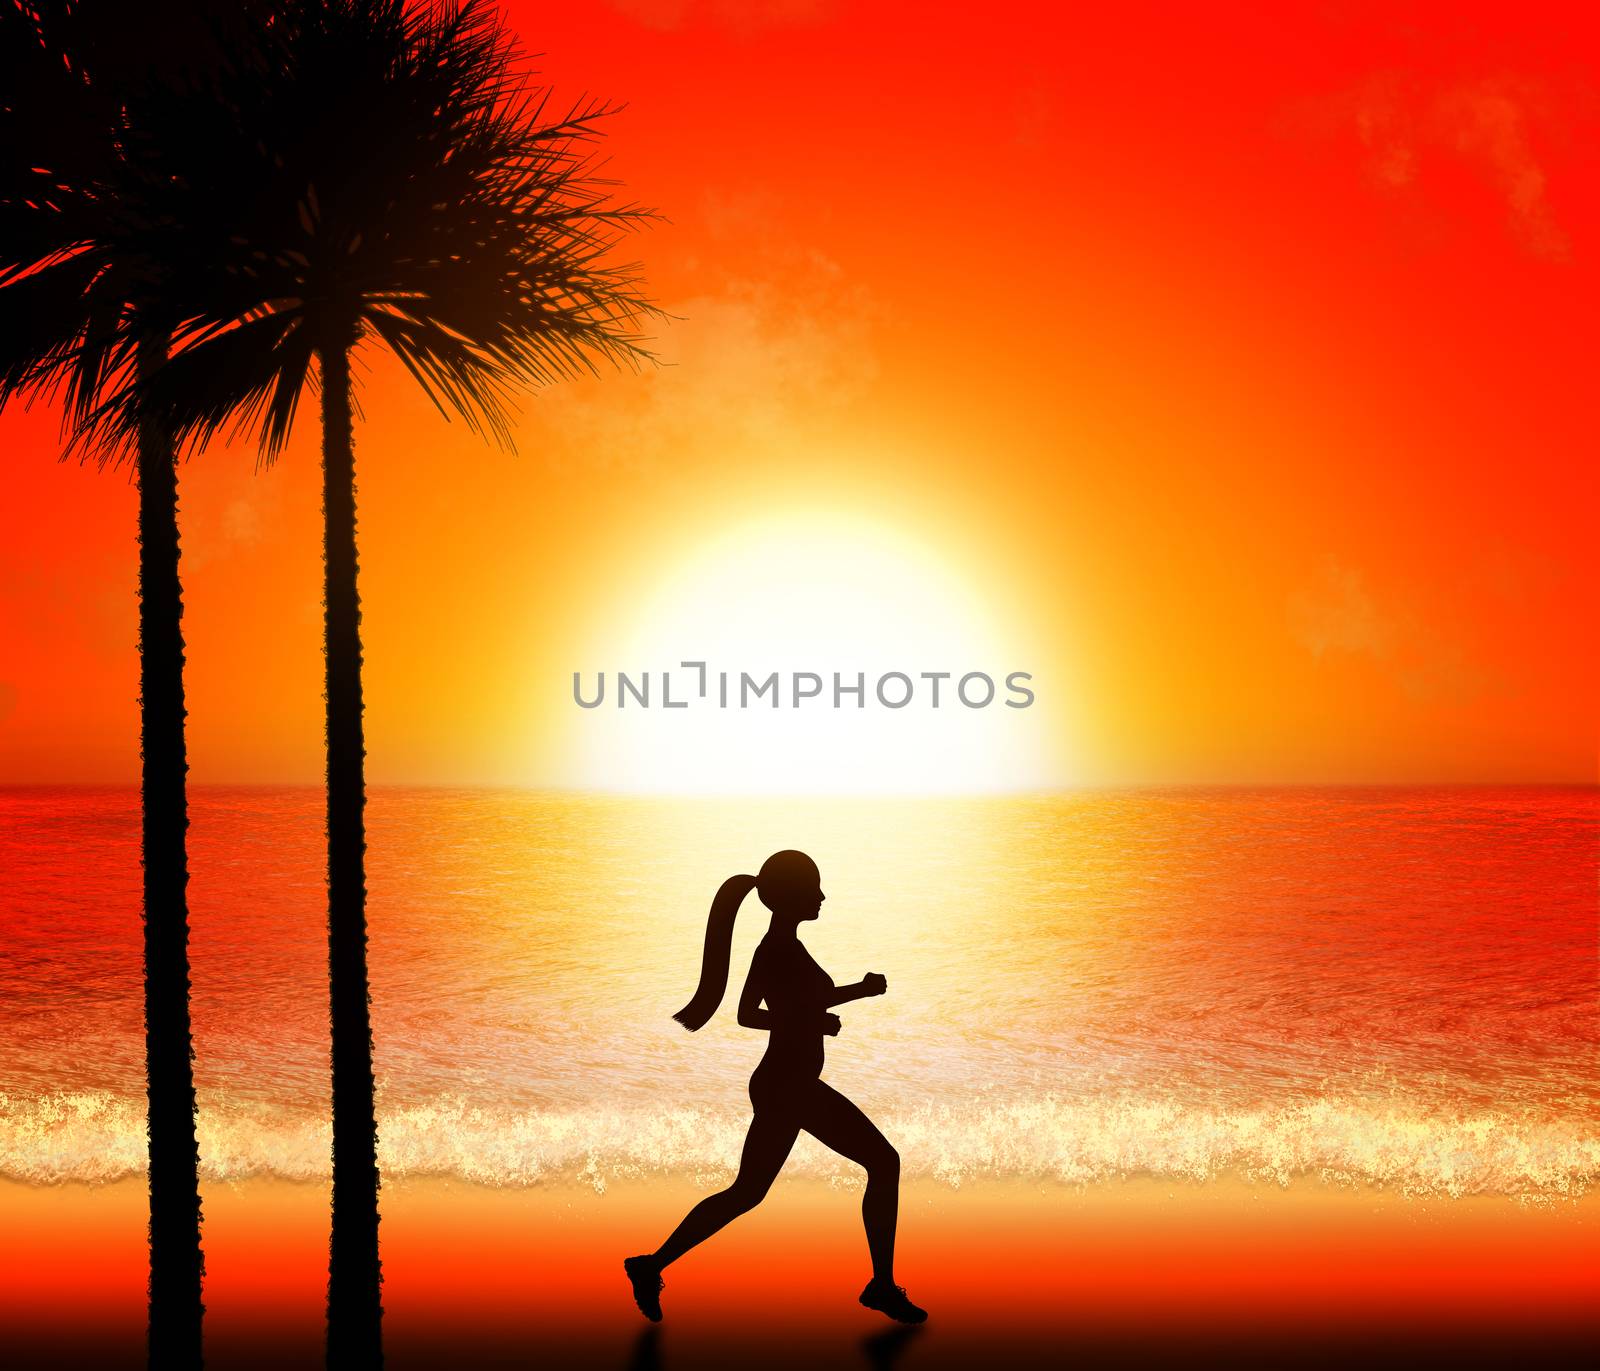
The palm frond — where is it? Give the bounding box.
[7,0,663,465]
[0,250,111,403]
[78,310,314,468]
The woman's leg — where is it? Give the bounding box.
[800,1082,900,1284]
[652,1107,799,1267]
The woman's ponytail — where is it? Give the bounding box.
[673,873,758,1030]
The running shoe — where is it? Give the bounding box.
[624,1255,664,1321]
[859,1278,927,1323]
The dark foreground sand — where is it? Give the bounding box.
[3,1175,1595,1369]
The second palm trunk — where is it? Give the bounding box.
[139,330,206,1371]
[320,337,383,1369]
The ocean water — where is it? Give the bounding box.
[1,786,1595,1198]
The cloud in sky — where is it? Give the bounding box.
[531,239,877,473]
[1427,77,1568,259]
[1289,557,1497,706]
[1289,71,1577,260]
[1289,558,1389,660]
[176,464,286,574]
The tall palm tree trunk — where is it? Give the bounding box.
[320,335,383,1370]
[137,328,205,1371]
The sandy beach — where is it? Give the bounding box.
[4,1175,1594,1369]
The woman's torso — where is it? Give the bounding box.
[751,935,834,1094]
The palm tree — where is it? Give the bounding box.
[108,2,659,1363]
[0,4,267,1366]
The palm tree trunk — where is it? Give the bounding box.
[319,336,383,1370]
[137,328,205,1371]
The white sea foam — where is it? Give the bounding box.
[4,1090,1595,1199]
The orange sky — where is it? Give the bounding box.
[2,0,1596,786]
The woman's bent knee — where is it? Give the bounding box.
[868,1145,900,1183]
[725,1180,770,1213]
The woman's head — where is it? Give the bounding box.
[756,849,825,921]
[672,850,825,1030]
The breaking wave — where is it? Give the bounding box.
[4,1090,1597,1199]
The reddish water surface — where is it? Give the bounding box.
[1,785,1595,1195]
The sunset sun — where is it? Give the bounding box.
[566,511,1059,794]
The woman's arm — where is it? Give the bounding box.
[736,947,775,1029]
[824,972,887,1009]
[737,946,850,1033]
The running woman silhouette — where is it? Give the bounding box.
[624,850,926,1324]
